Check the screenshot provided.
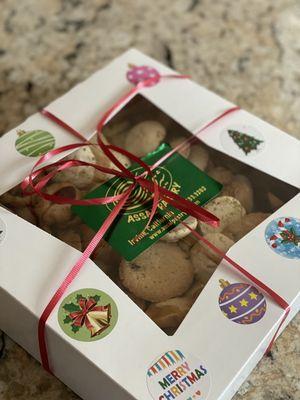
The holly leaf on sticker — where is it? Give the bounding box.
[90,295,100,303]
[76,294,84,302]
[71,325,80,334]
[63,315,72,324]
[63,302,80,313]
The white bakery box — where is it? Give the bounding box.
[0,49,299,400]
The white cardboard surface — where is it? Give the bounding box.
[0,49,299,400]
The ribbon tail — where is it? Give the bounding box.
[38,189,132,373]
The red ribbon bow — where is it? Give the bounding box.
[21,73,290,374]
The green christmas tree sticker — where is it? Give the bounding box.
[228,129,263,155]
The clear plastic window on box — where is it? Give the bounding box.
[1,95,298,335]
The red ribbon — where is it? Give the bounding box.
[22,72,290,373]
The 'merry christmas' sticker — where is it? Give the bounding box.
[265,217,300,260]
[58,289,118,341]
[147,350,211,400]
[72,143,222,261]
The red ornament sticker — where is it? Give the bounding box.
[127,63,160,86]
[147,350,211,400]
[218,279,267,324]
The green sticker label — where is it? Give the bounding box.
[58,288,118,341]
[72,143,222,261]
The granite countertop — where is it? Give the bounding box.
[0,0,299,399]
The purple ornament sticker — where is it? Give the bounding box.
[265,217,300,260]
[126,64,160,86]
[218,280,266,324]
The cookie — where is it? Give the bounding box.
[125,291,148,311]
[124,120,166,157]
[119,242,194,302]
[161,216,197,242]
[184,280,205,301]
[169,136,191,158]
[223,212,270,241]
[178,234,197,253]
[15,207,37,225]
[53,147,96,189]
[222,175,254,213]
[34,182,80,227]
[146,297,193,329]
[207,166,233,185]
[267,192,284,211]
[103,120,130,143]
[188,143,209,171]
[91,139,131,182]
[57,229,82,251]
[190,246,217,283]
[199,196,246,235]
[0,191,33,208]
[92,240,121,280]
[195,232,235,264]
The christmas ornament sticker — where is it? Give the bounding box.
[147,350,211,400]
[15,129,55,157]
[0,217,6,246]
[221,124,264,158]
[58,289,118,341]
[126,63,160,86]
[218,280,267,324]
[265,217,300,260]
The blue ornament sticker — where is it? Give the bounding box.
[265,217,300,260]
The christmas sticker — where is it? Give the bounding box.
[221,124,264,157]
[265,217,300,260]
[147,350,211,400]
[58,289,118,341]
[218,279,267,324]
[15,129,55,157]
[127,63,160,86]
[0,217,6,245]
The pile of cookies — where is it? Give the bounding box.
[1,116,290,335]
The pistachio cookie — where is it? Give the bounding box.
[119,242,194,302]
[162,216,197,242]
[199,196,246,235]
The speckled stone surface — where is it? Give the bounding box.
[0,1,299,399]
